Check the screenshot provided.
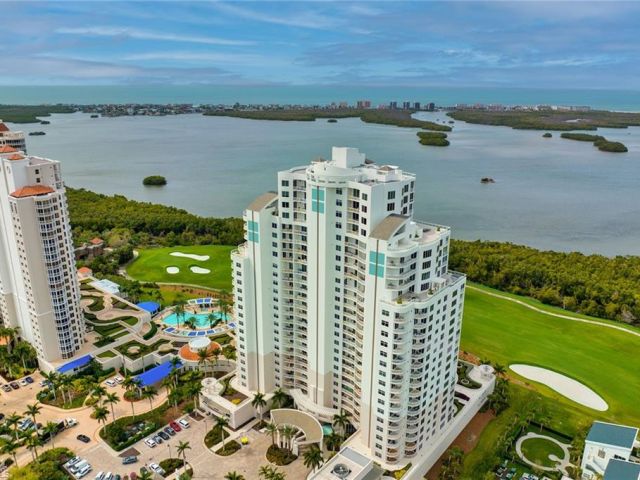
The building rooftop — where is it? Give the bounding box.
[57,354,93,374]
[10,185,55,198]
[587,421,638,448]
[0,123,9,132]
[370,214,408,241]
[603,459,640,480]
[0,145,18,153]
[7,154,25,161]
[270,408,323,444]
[247,191,278,211]
[135,360,183,387]
[310,446,383,480]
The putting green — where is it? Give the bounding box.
[127,245,234,290]
[520,437,564,468]
[461,284,640,426]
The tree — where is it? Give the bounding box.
[142,386,158,410]
[438,446,464,480]
[271,388,288,409]
[138,470,154,480]
[207,313,218,329]
[177,440,192,475]
[325,432,342,452]
[24,402,41,428]
[187,382,202,410]
[197,347,212,375]
[224,472,245,480]
[41,371,60,402]
[332,409,351,437]
[174,300,187,329]
[303,444,323,472]
[104,392,120,423]
[6,412,21,441]
[1,438,19,466]
[94,405,109,433]
[215,416,229,449]
[265,422,278,446]
[90,384,107,404]
[251,392,267,421]
[44,421,59,448]
[25,434,42,460]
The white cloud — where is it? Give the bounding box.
[122,51,288,67]
[211,2,340,30]
[56,26,254,46]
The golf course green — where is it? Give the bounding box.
[462,283,640,427]
[126,245,234,290]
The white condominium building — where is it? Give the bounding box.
[232,147,466,466]
[0,146,84,364]
[0,121,27,153]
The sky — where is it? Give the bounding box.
[1,1,639,89]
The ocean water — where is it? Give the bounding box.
[1,85,640,111]
[16,111,640,256]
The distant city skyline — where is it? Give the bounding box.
[1,1,638,89]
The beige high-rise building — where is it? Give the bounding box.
[0,146,84,365]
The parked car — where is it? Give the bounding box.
[129,472,137,480]
[178,418,190,429]
[25,376,34,384]
[77,434,91,443]
[66,418,79,427]
[10,382,19,390]
[2,385,11,392]
[104,379,116,388]
[144,438,156,448]
[65,456,82,469]
[94,472,104,480]
[122,456,137,465]
[19,379,27,387]
[152,434,163,444]
[114,475,121,480]
[169,421,182,432]
[149,463,165,476]
[114,376,124,384]
[164,426,176,436]
[158,430,170,441]
[103,473,113,480]
[0,413,5,421]
[75,464,92,478]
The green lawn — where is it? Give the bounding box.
[126,245,234,290]
[462,284,640,427]
[519,437,564,468]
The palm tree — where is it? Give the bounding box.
[142,386,158,410]
[215,416,229,449]
[207,313,218,329]
[197,347,211,375]
[123,376,141,419]
[332,409,351,437]
[325,432,342,452]
[44,421,59,448]
[303,444,323,472]
[271,388,288,409]
[26,434,42,460]
[279,425,296,452]
[169,356,182,386]
[6,413,21,441]
[1,438,19,466]
[187,382,202,410]
[258,465,274,479]
[104,392,120,423]
[493,363,507,377]
[0,326,18,353]
[185,316,197,330]
[224,472,245,480]
[265,422,278,446]
[41,371,60,401]
[59,374,74,406]
[94,405,109,433]
[90,384,107,404]
[24,402,41,427]
[251,392,267,422]
[174,300,187,329]
[176,440,191,474]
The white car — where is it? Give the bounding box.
[65,457,82,469]
[66,418,78,427]
[178,418,190,429]
[114,376,124,384]
[75,465,92,479]
[149,463,165,476]
[104,379,116,388]
[103,472,113,480]
[94,472,104,480]
[144,437,156,448]
[19,379,28,387]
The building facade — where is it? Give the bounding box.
[0,147,84,364]
[232,147,466,466]
[0,121,27,153]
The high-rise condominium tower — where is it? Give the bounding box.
[232,147,466,465]
[0,121,27,153]
[0,146,84,364]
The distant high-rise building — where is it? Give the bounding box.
[339,101,349,108]
[413,102,421,110]
[357,100,372,109]
[389,101,398,109]
[0,121,27,153]
[402,101,411,110]
[0,148,84,365]
[232,147,473,467]
[426,102,436,111]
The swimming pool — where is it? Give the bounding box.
[322,424,333,436]
[163,311,229,328]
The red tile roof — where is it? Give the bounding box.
[7,154,25,161]
[178,342,221,362]
[10,185,55,198]
[78,267,93,274]
[0,145,17,153]
[90,237,104,245]
[0,123,9,132]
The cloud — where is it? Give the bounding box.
[56,26,253,46]
[211,2,341,30]
[122,51,288,67]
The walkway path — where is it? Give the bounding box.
[468,285,640,339]
[514,431,572,475]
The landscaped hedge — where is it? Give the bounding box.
[266,445,297,466]
[100,402,169,451]
[204,425,229,448]
[216,440,241,456]
[143,322,159,340]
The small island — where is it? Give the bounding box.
[480,177,496,184]
[543,132,552,138]
[417,131,450,147]
[142,175,167,186]
[91,114,99,118]
[40,120,51,125]
[560,133,628,153]
[327,118,337,123]
[28,131,46,136]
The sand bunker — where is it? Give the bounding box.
[166,266,180,274]
[510,364,608,411]
[170,252,210,261]
[190,266,211,274]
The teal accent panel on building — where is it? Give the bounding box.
[369,251,385,277]
[312,188,325,214]
[247,220,259,243]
